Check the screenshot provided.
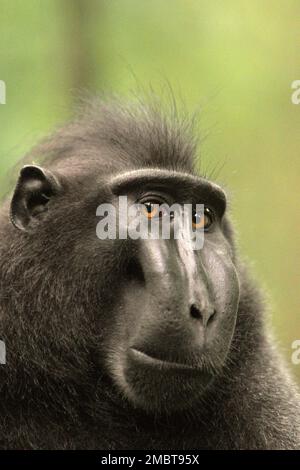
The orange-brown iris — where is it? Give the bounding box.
[143,203,159,219]
[192,209,213,230]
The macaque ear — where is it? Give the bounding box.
[10,165,61,231]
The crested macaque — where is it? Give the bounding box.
[0,98,299,449]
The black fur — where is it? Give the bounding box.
[0,97,299,449]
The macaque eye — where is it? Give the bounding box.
[143,202,159,219]
[192,207,214,230]
[142,201,170,219]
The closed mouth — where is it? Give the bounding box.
[128,347,198,371]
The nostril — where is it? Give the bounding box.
[190,304,216,327]
[207,309,216,326]
[190,304,202,320]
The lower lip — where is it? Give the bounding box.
[128,347,199,371]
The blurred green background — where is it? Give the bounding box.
[0,0,299,378]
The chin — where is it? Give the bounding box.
[110,347,219,413]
